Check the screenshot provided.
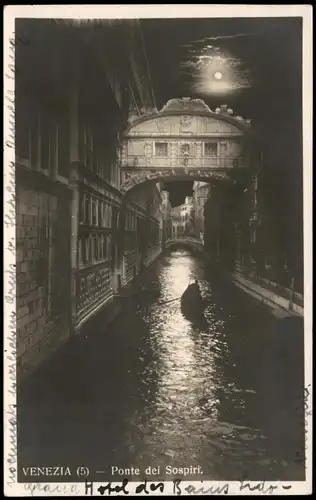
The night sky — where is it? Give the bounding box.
[141,17,302,209]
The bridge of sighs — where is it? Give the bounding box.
[120,97,257,194]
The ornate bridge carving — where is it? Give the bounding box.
[121,97,254,194]
[121,168,233,194]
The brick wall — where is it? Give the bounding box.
[16,182,72,381]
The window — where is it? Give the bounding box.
[79,193,85,225]
[104,204,109,227]
[106,235,112,259]
[40,114,58,173]
[180,143,190,156]
[84,126,93,170]
[91,235,96,261]
[98,156,104,180]
[85,196,91,226]
[98,201,103,227]
[78,239,83,266]
[103,235,108,260]
[99,235,104,260]
[219,142,228,156]
[110,164,115,185]
[96,235,101,261]
[40,115,50,171]
[57,117,70,178]
[96,148,103,180]
[251,228,256,245]
[91,199,97,226]
[93,150,98,176]
[204,142,218,157]
[155,142,168,157]
[108,205,113,227]
[84,237,90,264]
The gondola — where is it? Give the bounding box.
[180,286,207,323]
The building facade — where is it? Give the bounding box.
[16,24,257,385]
[15,19,159,379]
[161,190,172,241]
[203,168,261,274]
[182,196,195,235]
[122,183,163,285]
[171,205,184,239]
[193,181,211,242]
[170,196,195,239]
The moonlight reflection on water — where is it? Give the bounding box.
[19,249,305,482]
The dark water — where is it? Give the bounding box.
[18,249,305,482]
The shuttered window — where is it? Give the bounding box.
[204,142,218,156]
[155,142,168,157]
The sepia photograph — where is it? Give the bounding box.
[3,5,312,495]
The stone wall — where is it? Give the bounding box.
[144,242,163,267]
[16,181,72,380]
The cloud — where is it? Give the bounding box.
[178,32,253,95]
[181,32,253,48]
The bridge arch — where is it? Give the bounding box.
[164,237,205,256]
[120,170,235,196]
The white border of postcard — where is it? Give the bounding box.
[3,4,313,496]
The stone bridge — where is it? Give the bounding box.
[164,237,204,254]
[120,98,255,195]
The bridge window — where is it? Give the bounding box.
[180,143,189,156]
[218,142,228,155]
[154,142,168,157]
[204,142,218,157]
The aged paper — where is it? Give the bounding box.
[4,4,312,496]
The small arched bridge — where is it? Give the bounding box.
[164,237,204,254]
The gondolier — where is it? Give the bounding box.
[181,280,206,323]
[185,280,201,298]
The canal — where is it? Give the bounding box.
[18,248,305,482]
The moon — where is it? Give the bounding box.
[214,71,223,80]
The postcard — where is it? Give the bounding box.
[4,4,312,496]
